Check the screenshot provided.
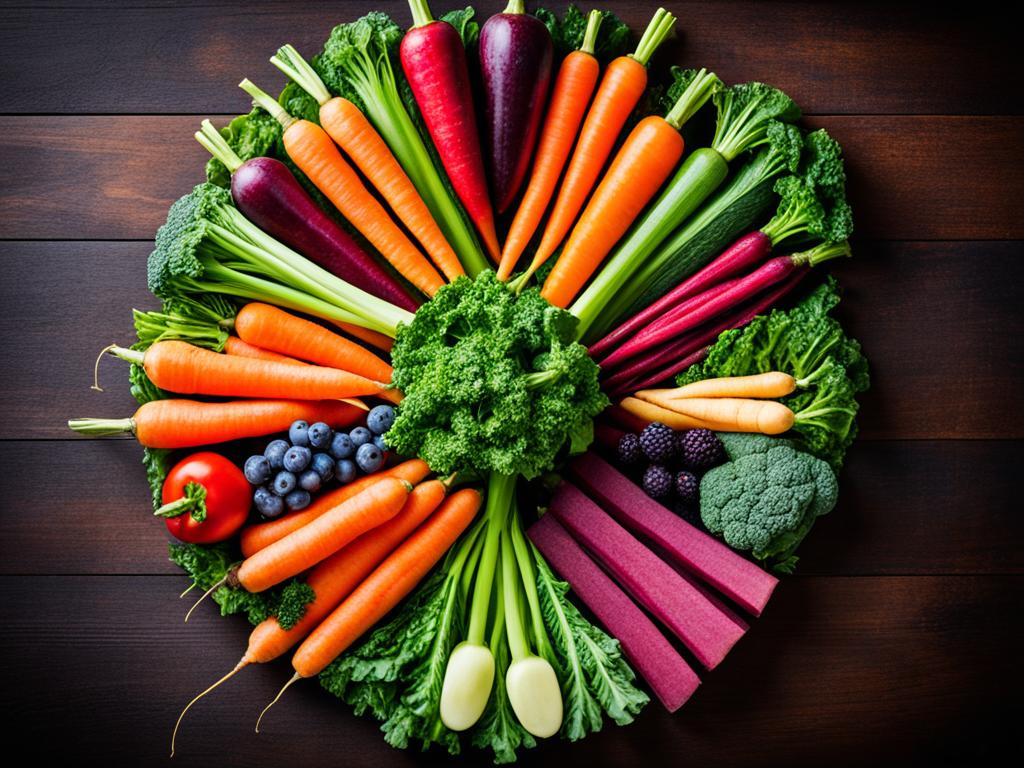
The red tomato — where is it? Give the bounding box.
[159,452,251,544]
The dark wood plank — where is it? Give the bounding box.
[2,115,1020,241]
[1,439,1017,576]
[0,1,1018,116]
[1,574,1017,765]
[4,240,1021,440]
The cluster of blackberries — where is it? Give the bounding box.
[616,423,726,521]
[243,405,396,518]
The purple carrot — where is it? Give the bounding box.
[590,230,772,359]
[605,269,811,397]
[604,327,717,397]
[195,121,420,312]
[479,0,554,213]
[603,241,851,369]
[528,513,701,712]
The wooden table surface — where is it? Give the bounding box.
[1,1,1020,764]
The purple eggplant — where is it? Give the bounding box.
[195,121,419,312]
[479,0,553,214]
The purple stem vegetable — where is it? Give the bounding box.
[479,0,554,213]
[195,120,419,313]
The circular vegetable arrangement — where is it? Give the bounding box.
[70,1,869,762]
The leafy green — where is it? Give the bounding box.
[126,360,171,510]
[204,109,281,188]
[677,278,869,468]
[711,81,801,162]
[441,6,481,47]
[168,542,313,628]
[534,4,632,61]
[387,272,607,478]
[699,434,838,572]
[132,294,236,352]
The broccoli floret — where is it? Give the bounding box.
[711,82,801,162]
[699,436,838,571]
[388,272,607,478]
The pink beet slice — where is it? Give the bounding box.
[568,452,778,616]
[528,513,700,712]
[549,481,747,669]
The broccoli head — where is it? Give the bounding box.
[699,434,838,571]
[387,271,608,478]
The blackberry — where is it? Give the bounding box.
[639,422,676,463]
[642,464,673,499]
[617,433,641,465]
[679,428,726,471]
[675,470,699,505]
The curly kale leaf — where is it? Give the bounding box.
[389,272,607,478]
[535,4,631,62]
[204,109,281,188]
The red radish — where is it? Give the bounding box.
[604,271,810,397]
[548,481,747,670]
[528,513,700,712]
[402,0,500,261]
[590,231,771,359]
[194,121,419,313]
[479,0,554,213]
[603,241,851,369]
[567,452,778,616]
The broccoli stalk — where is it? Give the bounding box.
[147,183,414,337]
[132,295,236,351]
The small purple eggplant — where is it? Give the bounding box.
[479,0,553,213]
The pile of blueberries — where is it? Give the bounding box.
[617,423,727,521]
[243,404,396,518]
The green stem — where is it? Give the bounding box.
[408,0,434,27]
[793,239,851,267]
[510,510,552,660]
[460,517,489,600]
[270,44,331,106]
[68,417,135,437]
[108,345,145,366]
[665,68,720,130]
[467,473,515,645]
[760,197,808,246]
[501,527,530,661]
[580,9,603,55]
[238,78,296,131]
[195,119,243,173]
[630,8,675,67]
[154,481,208,522]
[488,562,506,652]
[504,0,525,14]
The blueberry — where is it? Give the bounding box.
[356,442,385,473]
[283,445,312,473]
[329,432,354,460]
[311,452,335,482]
[335,458,357,484]
[273,470,297,496]
[288,420,310,447]
[254,486,285,518]
[244,454,271,485]
[285,489,312,511]
[349,427,373,447]
[373,434,388,452]
[366,405,396,435]
[308,421,333,449]
[264,439,290,471]
[298,469,322,493]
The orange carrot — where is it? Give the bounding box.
[497,12,602,281]
[541,69,719,307]
[240,459,431,557]
[240,79,446,297]
[235,477,412,594]
[224,336,305,366]
[234,303,399,404]
[69,399,363,449]
[521,9,676,283]
[106,340,386,400]
[293,487,482,677]
[271,46,465,283]
[169,480,446,757]
[334,322,395,354]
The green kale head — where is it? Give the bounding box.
[387,271,608,478]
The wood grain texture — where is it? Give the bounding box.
[3,240,1021,440]
[0,439,1017,577]
[2,116,1021,241]
[1,574,1018,765]
[0,1,1018,116]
